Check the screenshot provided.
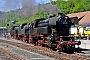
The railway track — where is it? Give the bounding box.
[0,38,90,60]
[0,47,27,60]
[0,49,16,60]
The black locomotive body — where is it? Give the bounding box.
[10,13,81,52]
[28,14,80,52]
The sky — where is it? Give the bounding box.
[0,0,56,12]
[36,0,50,3]
[36,0,56,3]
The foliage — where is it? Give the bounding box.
[53,0,90,14]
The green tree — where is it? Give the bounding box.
[52,0,90,14]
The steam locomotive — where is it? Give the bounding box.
[10,13,81,52]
